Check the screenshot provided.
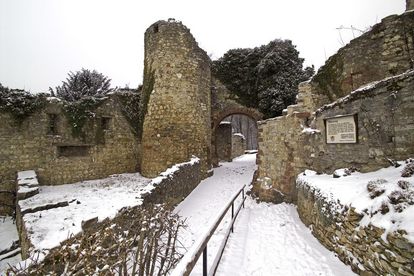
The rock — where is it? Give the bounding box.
[17,186,39,200]
[81,217,98,232]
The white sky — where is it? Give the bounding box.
[0,0,405,93]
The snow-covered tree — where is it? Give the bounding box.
[50,69,112,101]
[213,40,314,118]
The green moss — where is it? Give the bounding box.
[139,60,155,139]
[63,97,105,137]
[312,54,345,102]
[116,91,141,137]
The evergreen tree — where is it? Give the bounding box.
[213,39,314,118]
[50,69,111,101]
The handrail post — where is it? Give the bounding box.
[231,202,234,233]
[203,246,207,276]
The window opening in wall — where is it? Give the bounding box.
[48,114,59,135]
[58,146,90,157]
[101,117,111,131]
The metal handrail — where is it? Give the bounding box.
[171,185,246,276]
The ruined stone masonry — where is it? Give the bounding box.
[141,19,212,178]
[254,10,414,204]
[0,95,140,215]
[297,182,414,275]
[254,7,414,275]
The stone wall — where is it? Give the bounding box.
[214,122,232,163]
[16,157,201,258]
[306,71,414,174]
[253,112,310,203]
[408,0,414,11]
[296,181,414,275]
[254,11,414,203]
[255,70,414,203]
[0,95,140,215]
[141,19,212,178]
[231,133,246,159]
[302,11,414,112]
[141,157,201,207]
[211,77,263,131]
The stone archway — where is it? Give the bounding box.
[211,108,262,167]
[212,106,263,133]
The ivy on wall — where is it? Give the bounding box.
[139,60,155,139]
[62,97,106,137]
[115,90,141,137]
[0,84,47,124]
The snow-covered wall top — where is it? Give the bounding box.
[296,159,414,275]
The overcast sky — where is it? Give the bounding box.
[0,0,405,93]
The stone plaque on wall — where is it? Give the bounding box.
[325,114,357,144]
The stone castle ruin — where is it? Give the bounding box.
[253,8,414,203]
[1,3,414,274]
[0,19,260,216]
[140,19,262,178]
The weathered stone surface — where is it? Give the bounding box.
[0,95,140,215]
[214,122,232,163]
[231,133,246,159]
[141,20,212,178]
[81,217,98,232]
[142,158,201,207]
[407,0,414,11]
[254,10,414,204]
[297,182,414,275]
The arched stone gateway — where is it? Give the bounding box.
[211,77,263,131]
[210,77,262,166]
[140,20,261,177]
[212,107,263,132]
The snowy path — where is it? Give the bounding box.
[216,199,355,275]
[175,154,354,276]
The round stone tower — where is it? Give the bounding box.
[408,0,414,11]
[140,19,212,178]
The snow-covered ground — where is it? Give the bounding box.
[20,173,150,251]
[298,159,414,242]
[174,154,354,275]
[0,217,21,273]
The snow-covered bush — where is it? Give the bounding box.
[50,69,112,102]
[366,179,387,199]
[401,160,414,177]
[8,204,186,275]
[0,83,47,123]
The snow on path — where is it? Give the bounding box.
[174,154,257,275]
[175,153,354,276]
[216,199,355,276]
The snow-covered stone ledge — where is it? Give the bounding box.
[13,157,201,263]
[296,160,414,275]
[141,156,201,206]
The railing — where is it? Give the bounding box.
[171,185,247,276]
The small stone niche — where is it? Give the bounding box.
[47,113,59,135]
[57,145,90,157]
[100,117,111,131]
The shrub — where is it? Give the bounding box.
[50,69,111,102]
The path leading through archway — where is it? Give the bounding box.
[174,154,355,275]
